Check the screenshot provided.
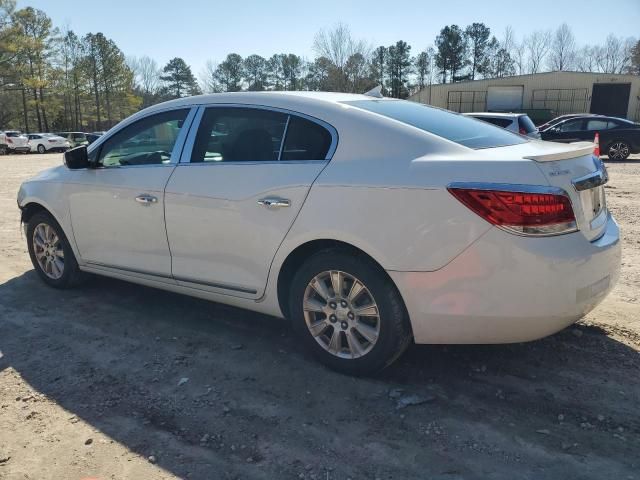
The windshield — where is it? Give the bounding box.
[6,131,22,137]
[342,100,527,149]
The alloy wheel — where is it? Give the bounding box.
[33,222,65,280]
[302,270,380,359]
[608,142,629,160]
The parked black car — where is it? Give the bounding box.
[539,116,640,160]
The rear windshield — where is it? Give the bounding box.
[518,115,538,134]
[6,132,21,137]
[342,100,527,149]
[474,116,513,128]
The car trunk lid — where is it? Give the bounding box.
[524,141,607,241]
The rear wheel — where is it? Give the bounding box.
[27,211,83,289]
[607,141,630,160]
[37,144,46,154]
[289,250,412,375]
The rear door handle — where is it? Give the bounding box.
[258,197,291,209]
[135,194,158,206]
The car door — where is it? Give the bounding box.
[165,105,336,298]
[542,118,586,142]
[68,107,196,277]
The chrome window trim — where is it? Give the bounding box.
[85,261,257,294]
[572,163,609,192]
[447,182,570,197]
[180,103,339,164]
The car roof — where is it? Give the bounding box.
[463,112,523,118]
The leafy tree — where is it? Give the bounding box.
[160,57,200,98]
[386,40,412,98]
[243,54,268,91]
[435,25,468,83]
[465,22,491,79]
[304,56,332,91]
[485,36,514,78]
[13,6,55,131]
[214,53,243,92]
[370,46,386,93]
[413,48,434,89]
[344,52,372,93]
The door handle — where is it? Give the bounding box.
[258,197,291,209]
[135,194,158,206]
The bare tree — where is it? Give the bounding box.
[313,23,370,91]
[575,45,598,72]
[128,55,161,97]
[549,23,576,71]
[525,30,552,73]
[502,25,515,55]
[513,40,526,75]
[199,59,222,93]
[594,35,636,73]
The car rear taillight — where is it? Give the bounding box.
[6,137,12,144]
[48,139,56,143]
[519,127,526,135]
[448,185,578,236]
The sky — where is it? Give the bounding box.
[18,0,640,77]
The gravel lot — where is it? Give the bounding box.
[0,153,639,480]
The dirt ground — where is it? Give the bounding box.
[0,153,638,480]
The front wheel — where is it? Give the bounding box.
[37,144,46,154]
[27,211,83,288]
[289,250,412,375]
[608,141,630,160]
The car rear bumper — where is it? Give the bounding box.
[10,146,30,152]
[389,214,621,344]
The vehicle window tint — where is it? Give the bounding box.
[474,117,512,128]
[281,116,332,160]
[191,107,288,162]
[343,100,526,149]
[559,119,584,132]
[73,133,86,140]
[518,115,537,133]
[99,109,189,167]
[586,119,612,130]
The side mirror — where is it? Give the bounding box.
[64,146,90,169]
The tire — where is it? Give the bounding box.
[0,145,7,155]
[288,249,413,375]
[607,140,630,160]
[26,211,83,289]
[37,144,46,154]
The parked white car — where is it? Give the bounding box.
[27,133,71,153]
[3,130,30,153]
[0,131,8,155]
[464,112,541,139]
[17,92,620,374]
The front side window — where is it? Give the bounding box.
[98,109,189,167]
[342,100,527,149]
[192,108,287,163]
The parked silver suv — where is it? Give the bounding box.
[464,112,541,139]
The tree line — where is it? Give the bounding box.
[1,0,638,132]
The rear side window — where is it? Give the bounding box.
[474,117,513,128]
[517,115,537,134]
[586,119,613,130]
[192,108,287,162]
[343,100,527,149]
[281,116,332,160]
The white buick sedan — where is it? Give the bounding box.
[17,92,621,375]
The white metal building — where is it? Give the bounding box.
[409,71,640,121]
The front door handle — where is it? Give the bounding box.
[258,197,291,209]
[135,194,158,206]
